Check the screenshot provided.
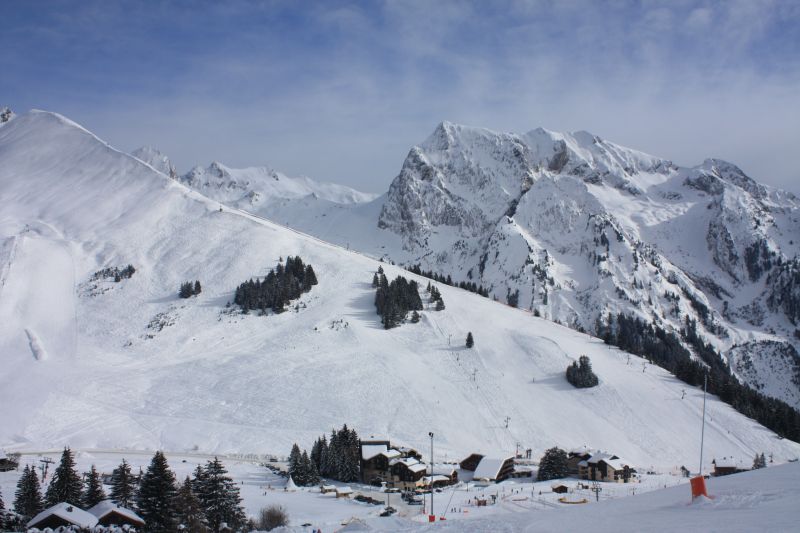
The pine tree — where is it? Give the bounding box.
[45,447,83,507]
[194,280,202,295]
[196,458,245,532]
[287,444,302,484]
[318,435,330,479]
[537,447,569,481]
[435,298,445,311]
[466,332,474,348]
[14,465,43,521]
[372,273,379,288]
[752,452,767,470]
[136,451,177,533]
[411,310,420,323]
[83,464,106,508]
[110,459,136,509]
[175,477,208,533]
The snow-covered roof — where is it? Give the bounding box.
[87,501,144,524]
[408,463,427,474]
[422,475,450,484]
[431,465,456,476]
[380,449,402,459]
[336,486,353,494]
[321,484,337,491]
[473,456,513,480]
[714,457,741,469]
[361,443,388,460]
[577,460,589,467]
[28,503,99,529]
[513,465,534,473]
[587,453,617,464]
[603,458,630,471]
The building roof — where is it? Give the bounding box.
[28,503,99,529]
[587,453,618,465]
[422,475,450,484]
[473,456,514,481]
[87,501,145,525]
[380,449,402,459]
[361,443,389,461]
[713,457,741,469]
[336,486,353,494]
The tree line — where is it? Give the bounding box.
[7,447,247,532]
[289,424,361,486]
[407,264,490,298]
[234,256,318,314]
[596,312,800,442]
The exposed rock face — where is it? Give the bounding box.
[374,121,800,407]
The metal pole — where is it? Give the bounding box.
[429,432,434,520]
[699,372,707,476]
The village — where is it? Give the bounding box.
[1,437,758,532]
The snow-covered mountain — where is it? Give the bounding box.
[2,110,798,468]
[131,145,178,179]
[226,122,799,409]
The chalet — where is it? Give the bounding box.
[551,483,570,494]
[422,465,458,488]
[712,457,746,477]
[567,447,592,475]
[88,501,145,528]
[578,453,636,483]
[389,457,428,489]
[0,451,18,472]
[459,453,484,472]
[510,464,533,478]
[472,455,515,483]
[320,484,337,494]
[360,440,402,485]
[28,503,99,531]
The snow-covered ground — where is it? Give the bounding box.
[1,110,798,480]
[1,452,796,532]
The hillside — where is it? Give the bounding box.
[184,122,800,410]
[1,110,799,472]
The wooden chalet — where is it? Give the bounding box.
[712,457,746,477]
[88,501,145,528]
[360,440,402,485]
[0,451,18,472]
[389,457,428,489]
[472,455,515,483]
[551,483,570,494]
[578,453,636,483]
[28,503,99,531]
[459,453,484,472]
[567,448,592,475]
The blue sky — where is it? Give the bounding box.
[2,0,799,193]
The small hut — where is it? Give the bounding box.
[28,503,98,531]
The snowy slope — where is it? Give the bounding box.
[1,111,798,474]
[262,122,800,408]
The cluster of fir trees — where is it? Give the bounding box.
[91,264,136,283]
[179,280,202,298]
[565,355,599,388]
[407,264,490,298]
[234,256,318,314]
[752,452,767,470]
[427,283,446,311]
[596,312,800,442]
[373,267,424,329]
[10,448,247,533]
[536,447,569,481]
[300,424,361,483]
[287,444,319,487]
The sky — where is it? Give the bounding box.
[2,0,799,194]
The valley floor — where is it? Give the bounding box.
[1,450,797,532]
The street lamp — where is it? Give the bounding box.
[428,432,434,521]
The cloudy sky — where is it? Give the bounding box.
[3,0,799,193]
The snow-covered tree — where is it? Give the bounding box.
[195,458,245,532]
[537,447,568,481]
[287,444,302,482]
[110,459,136,509]
[14,465,43,521]
[466,332,474,348]
[83,464,106,508]
[752,452,767,470]
[45,447,83,507]
[175,476,208,533]
[136,451,177,532]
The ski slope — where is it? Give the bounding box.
[0,110,798,472]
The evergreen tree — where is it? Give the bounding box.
[110,459,136,509]
[752,452,767,470]
[435,298,445,311]
[136,451,178,533]
[466,332,474,348]
[175,477,208,533]
[566,355,599,388]
[196,458,245,532]
[318,435,330,479]
[13,465,43,521]
[287,444,302,484]
[537,447,569,481]
[83,464,106,508]
[179,281,194,298]
[411,310,420,323]
[372,273,379,288]
[45,447,83,507]
[194,280,202,295]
